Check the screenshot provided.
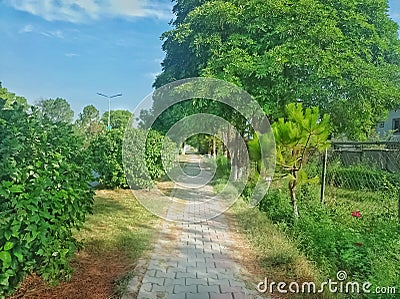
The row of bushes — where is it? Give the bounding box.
[0,100,177,297]
[0,101,94,297]
[89,127,177,189]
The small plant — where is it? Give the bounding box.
[272,103,330,218]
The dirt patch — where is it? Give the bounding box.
[8,250,134,299]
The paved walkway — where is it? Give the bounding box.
[123,155,265,299]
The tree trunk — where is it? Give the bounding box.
[182,142,186,155]
[289,179,299,218]
[212,136,216,157]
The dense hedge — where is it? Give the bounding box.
[123,128,177,189]
[0,101,94,297]
[90,128,176,189]
[89,129,128,189]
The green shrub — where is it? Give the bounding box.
[0,101,94,297]
[145,129,176,180]
[211,155,230,185]
[257,182,400,295]
[241,170,259,201]
[123,128,176,189]
[258,189,294,226]
[89,129,127,189]
[293,201,371,278]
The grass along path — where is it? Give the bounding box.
[9,189,158,299]
[227,199,337,299]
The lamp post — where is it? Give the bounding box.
[96,92,122,130]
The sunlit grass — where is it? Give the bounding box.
[76,189,159,259]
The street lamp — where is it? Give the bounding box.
[97,92,122,130]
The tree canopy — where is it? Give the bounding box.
[154,0,400,140]
[35,98,74,123]
[0,83,28,110]
[100,110,132,130]
[75,105,102,137]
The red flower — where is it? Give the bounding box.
[351,211,361,218]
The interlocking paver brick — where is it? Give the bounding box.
[164,277,185,286]
[186,277,208,286]
[176,271,198,279]
[142,276,165,286]
[174,284,197,294]
[220,286,244,294]
[209,293,233,299]
[198,285,220,293]
[187,293,209,299]
[151,284,174,293]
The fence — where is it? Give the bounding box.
[319,141,400,224]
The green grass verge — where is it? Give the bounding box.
[76,189,158,259]
[229,199,339,299]
[75,189,158,296]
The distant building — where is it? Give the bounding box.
[376,108,400,141]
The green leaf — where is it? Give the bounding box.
[0,251,12,268]
[0,274,9,286]
[3,242,14,251]
[9,185,23,193]
[13,250,23,263]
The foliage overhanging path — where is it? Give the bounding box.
[123,155,267,299]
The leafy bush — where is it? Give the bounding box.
[241,170,259,201]
[258,189,294,226]
[210,154,231,186]
[145,129,176,180]
[293,201,371,278]
[123,128,176,189]
[89,129,127,189]
[0,101,94,297]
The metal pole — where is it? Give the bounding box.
[320,147,328,204]
[108,97,111,130]
[96,92,122,131]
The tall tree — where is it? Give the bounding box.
[75,104,102,136]
[100,110,132,130]
[154,0,400,140]
[35,98,74,123]
[0,83,28,109]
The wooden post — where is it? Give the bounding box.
[320,148,328,204]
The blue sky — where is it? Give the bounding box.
[1,0,400,118]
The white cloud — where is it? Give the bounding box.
[18,24,34,33]
[65,52,79,57]
[41,30,64,38]
[18,24,64,38]
[6,0,173,23]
